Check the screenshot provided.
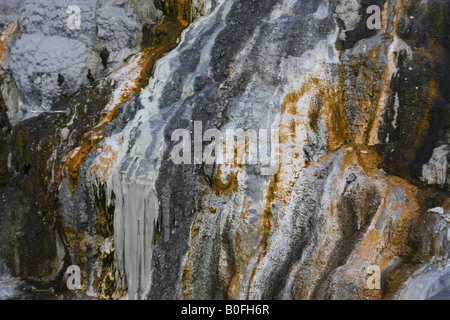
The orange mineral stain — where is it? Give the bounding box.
[0,19,18,63]
[65,16,187,195]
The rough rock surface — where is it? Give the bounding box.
[0,0,449,300]
[0,1,22,28]
[421,145,450,188]
[8,0,159,120]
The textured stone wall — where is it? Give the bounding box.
[8,0,159,119]
[0,0,449,300]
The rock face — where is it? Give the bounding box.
[0,0,449,300]
[0,1,22,28]
[421,145,450,188]
[9,0,159,119]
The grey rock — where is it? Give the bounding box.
[7,0,160,120]
[0,0,22,27]
[421,145,450,188]
[96,4,141,69]
[118,0,163,25]
[10,34,88,113]
[346,173,357,183]
[19,0,97,45]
